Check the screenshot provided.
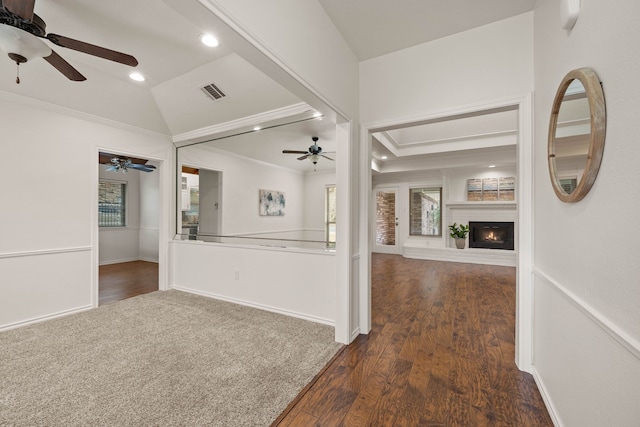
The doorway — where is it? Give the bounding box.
[372,187,400,254]
[97,151,160,305]
[361,95,534,370]
[180,166,223,238]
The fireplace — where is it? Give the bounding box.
[469,221,514,250]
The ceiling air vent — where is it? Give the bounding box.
[201,82,227,101]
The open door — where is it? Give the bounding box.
[373,187,400,254]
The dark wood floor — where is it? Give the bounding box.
[274,254,552,427]
[98,260,158,306]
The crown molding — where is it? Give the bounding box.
[172,102,312,146]
[0,89,170,140]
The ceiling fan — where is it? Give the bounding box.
[106,157,156,173]
[283,136,335,168]
[0,0,138,83]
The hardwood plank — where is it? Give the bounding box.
[99,261,158,305]
[274,255,553,426]
[275,408,318,427]
[340,372,387,426]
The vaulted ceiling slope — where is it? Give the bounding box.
[0,0,531,165]
[318,0,535,60]
[0,0,303,135]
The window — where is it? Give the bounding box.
[99,180,127,227]
[409,187,441,236]
[559,177,577,194]
[325,185,336,246]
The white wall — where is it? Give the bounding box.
[173,146,337,327]
[179,145,305,236]
[171,241,336,324]
[532,1,640,425]
[0,94,171,330]
[360,12,534,124]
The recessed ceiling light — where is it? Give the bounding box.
[488,164,496,168]
[253,126,261,131]
[200,34,219,47]
[129,72,145,82]
[381,155,388,160]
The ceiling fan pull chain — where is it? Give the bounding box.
[16,62,20,84]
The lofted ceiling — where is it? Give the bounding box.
[0,0,531,174]
[318,0,535,61]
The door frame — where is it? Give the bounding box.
[359,94,534,372]
[372,186,401,255]
[93,147,170,308]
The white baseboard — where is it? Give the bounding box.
[171,285,335,327]
[0,305,93,332]
[350,327,361,342]
[99,257,158,266]
[99,257,139,266]
[403,245,516,267]
[530,366,562,427]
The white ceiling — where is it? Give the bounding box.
[0,0,531,174]
[318,0,535,60]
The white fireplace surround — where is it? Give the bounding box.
[403,201,517,266]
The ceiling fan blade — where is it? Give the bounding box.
[129,164,156,172]
[46,33,138,67]
[130,166,155,172]
[321,151,336,154]
[282,150,309,154]
[2,0,35,21]
[321,155,335,161]
[297,154,310,161]
[43,50,86,81]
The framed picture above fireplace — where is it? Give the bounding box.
[466,177,515,202]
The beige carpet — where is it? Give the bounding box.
[0,290,342,426]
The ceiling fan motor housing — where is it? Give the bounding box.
[0,10,46,36]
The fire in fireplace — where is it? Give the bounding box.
[469,221,514,250]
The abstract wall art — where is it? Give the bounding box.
[259,189,286,216]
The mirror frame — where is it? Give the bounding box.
[548,67,606,203]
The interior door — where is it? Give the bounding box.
[373,188,400,254]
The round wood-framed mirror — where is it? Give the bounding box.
[548,67,606,203]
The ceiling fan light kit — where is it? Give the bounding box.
[0,0,139,83]
[282,136,335,171]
